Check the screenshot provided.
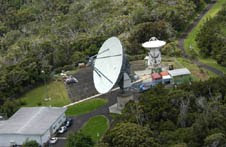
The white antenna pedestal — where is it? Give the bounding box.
[109,92,134,114]
[109,64,133,114]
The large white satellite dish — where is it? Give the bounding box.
[93,37,124,94]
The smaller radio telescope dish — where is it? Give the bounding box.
[93,37,124,94]
[142,37,166,49]
[142,37,166,67]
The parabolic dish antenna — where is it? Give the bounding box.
[142,37,166,49]
[93,37,124,94]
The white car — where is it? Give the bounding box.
[58,126,67,134]
[49,137,58,144]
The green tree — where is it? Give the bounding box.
[196,5,226,66]
[102,122,158,147]
[204,133,226,147]
[22,140,39,147]
[67,132,94,147]
[0,99,23,117]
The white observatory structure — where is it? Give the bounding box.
[142,37,166,69]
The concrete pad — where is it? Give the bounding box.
[134,69,152,77]
[109,103,121,114]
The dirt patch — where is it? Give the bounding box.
[130,60,146,71]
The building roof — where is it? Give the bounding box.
[160,71,169,76]
[151,73,162,80]
[162,75,172,80]
[0,107,66,135]
[168,68,191,77]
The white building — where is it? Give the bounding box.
[0,107,67,146]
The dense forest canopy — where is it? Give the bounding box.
[0,0,211,108]
[196,5,226,66]
[101,76,226,147]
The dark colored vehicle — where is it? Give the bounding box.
[65,118,73,128]
[65,76,78,84]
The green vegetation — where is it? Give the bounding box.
[200,58,226,74]
[185,0,226,54]
[101,122,157,147]
[1,1,226,146]
[21,81,70,107]
[0,0,210,110]
[22,140,39,147]
[67,132,94,147]
[197,5,226,67]
[66,98,107,116]
[176,58,217,81]
[101,76,226,146]
[0,99,25,117]
[161,57,216,81]
[81,115,109,142]
[184,0,226,72]
[66,116,108,146]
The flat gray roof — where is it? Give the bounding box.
[0,107,66,135]
[168,68,191,77]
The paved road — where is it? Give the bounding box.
[178,2,224,77]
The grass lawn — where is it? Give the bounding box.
[80,115,109,142]
[176,58,217,81]
[65,69,78,75]
[21,81,70,107]
[200,58,226,74]
[65,98,108,116]
[162,57,217,81]
[184,0,226,73]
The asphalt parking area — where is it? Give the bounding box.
[65,67,98,102]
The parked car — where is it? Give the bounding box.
[65,76,78,84]
[58,126,67,134]
[65,118,73,128]
[49,137,58,144]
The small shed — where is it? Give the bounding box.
[162,75,172,84]
[168,68,191,84]
[151,73,162,80]
[160,71,169,76]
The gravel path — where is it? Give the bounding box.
[178,2,224,77]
